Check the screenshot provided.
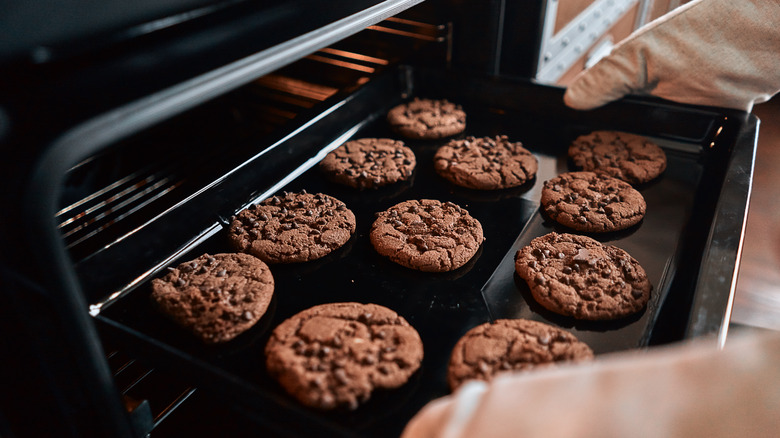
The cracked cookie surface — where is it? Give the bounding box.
[515,233,651,320]
[319,138,416,189]
[265,302,423,410]
[568,131,667,184]
[541,171,646,232]
[447,319,593,390]
[151,253,274,344]
[434,135,538,190]
[387,98,466,140]
[370,199,484,272]
[229,191,356,264]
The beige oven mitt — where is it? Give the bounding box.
[563,0,780,112]
[401,331,780,438]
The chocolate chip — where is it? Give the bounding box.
[534,273,546,285]
[334,369,349,385]
[320,393,335,406]
[243,311,254,320]
[573,248,591,263]
[216,269,227,277]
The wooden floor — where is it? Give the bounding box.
[731,97,780,331]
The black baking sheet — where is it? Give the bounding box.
[95,68,733,437]
[482,145,702,353]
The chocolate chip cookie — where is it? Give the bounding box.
[447,319,593,390]
[568,131,667,184]
[433,135,538,190]
[541,171,646,232]
[151,253,275,344]
[319,138,416,189]
[370,199,484,272]
[229,191,356,264]
[515,232,652,320]
[387,98,466,140]
[265,302,424,410]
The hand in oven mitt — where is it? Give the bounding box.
[401,331,780,438]
[564,0,780,112]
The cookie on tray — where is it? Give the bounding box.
[151,253,275,344]
[229,191,356,264]
[447,319,593,390]
[515,232,652,320]
[265,302,424,411]
[433,135,539,190]
[568,131,667,185]
[319,138,416,189]
[370,199,484,272]
[541,171,646,233]
[387,98,466,140]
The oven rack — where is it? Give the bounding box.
[57,16,448,264]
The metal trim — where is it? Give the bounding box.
[686,115,759,347]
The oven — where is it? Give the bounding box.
[0,0,756,437]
